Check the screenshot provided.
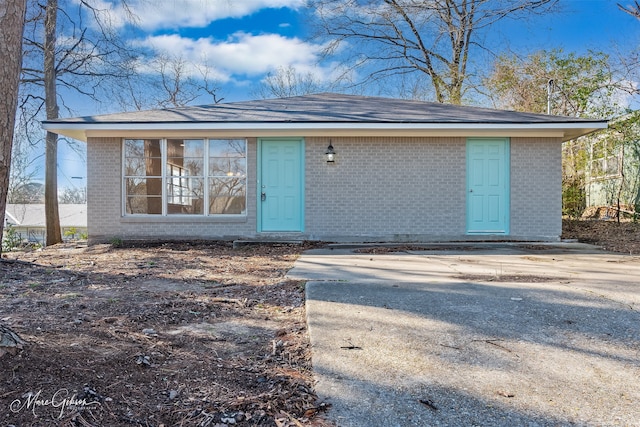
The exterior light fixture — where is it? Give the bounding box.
[325,141,336,163]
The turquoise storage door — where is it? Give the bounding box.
[466,138,510,234]
[258,138,304,232]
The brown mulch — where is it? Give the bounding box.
[0,241,332,427]
[562,219,640,254]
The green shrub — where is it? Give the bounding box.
[563,180,586,219]
[2,225,24,252]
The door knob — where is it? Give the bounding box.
[261,192,266,201]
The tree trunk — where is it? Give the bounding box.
[0,0,28,256]
[44,0,62,246]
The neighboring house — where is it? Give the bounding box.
[584,115,640,215]
[4,204,87,244]
[42,93,607,244]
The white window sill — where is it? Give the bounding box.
[121,215,248,224]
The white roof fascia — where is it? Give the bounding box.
[4,210,20,226]
[43,121,608,142]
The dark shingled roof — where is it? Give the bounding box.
[44,93,604,125]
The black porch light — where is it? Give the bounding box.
[325,140,336,163]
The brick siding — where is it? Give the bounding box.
[510,137,562,239]
[305,136,467,241]
[87,135,562,243]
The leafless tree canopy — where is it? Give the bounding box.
[309,0,559,104]
[20,0,139,245]
[619,1,640,19]
[59,186,86,204]
[253,66,325,99]
[21,0,139,123]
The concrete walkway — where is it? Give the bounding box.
[287,244,640,427]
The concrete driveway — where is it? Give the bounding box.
[287,244,640,427]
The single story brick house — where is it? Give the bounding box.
[42,93,607,244]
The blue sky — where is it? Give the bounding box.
[60,0,640,109]
[50,0,640,191]
[496,0,639,53]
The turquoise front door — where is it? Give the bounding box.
[466,138,510,234]
[258,138,304,232]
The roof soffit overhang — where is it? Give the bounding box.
[43,121,608,143]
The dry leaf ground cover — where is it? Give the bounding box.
[562,218,640,254]
[0,219,637,426]
[0,241,329,426]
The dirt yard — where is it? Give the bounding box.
[0,219,638,426]
[561,218,640,254]
[1,241,329,426]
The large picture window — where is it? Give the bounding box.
[123,138,247,216]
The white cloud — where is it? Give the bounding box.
[136,32,326,83]
[99,0,305,30]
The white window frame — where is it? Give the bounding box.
[589,139,622,181]
[122,138,247,217]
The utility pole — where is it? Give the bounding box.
[547,79,554,115]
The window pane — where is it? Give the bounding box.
[124,157,145,176]
[168,139,204,157]
[209,157,246,176]
[125,178,162,196]
[125,178,162,214]
[124,139,162,177]
[209,178,246,214]
[208,139,247,215]
[167,158,204,176]
[164,139,205,214]
[605,156,620,175]
[167,139,204,175]
[592,141,605,158]
[126,196,163,214]
[125,139,161,157]
[167,178,204,214]
[209,139,245,157]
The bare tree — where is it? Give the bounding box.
[43,0,62,245]
[619,1,640,18]
[253,65,325,99]
[0,0,28,354]
[310,0,558,104]
[1,0,28,256]
[153,55,201,108]
[112,54,224,111]
[59,186,86,203]
[20,0,138,245]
